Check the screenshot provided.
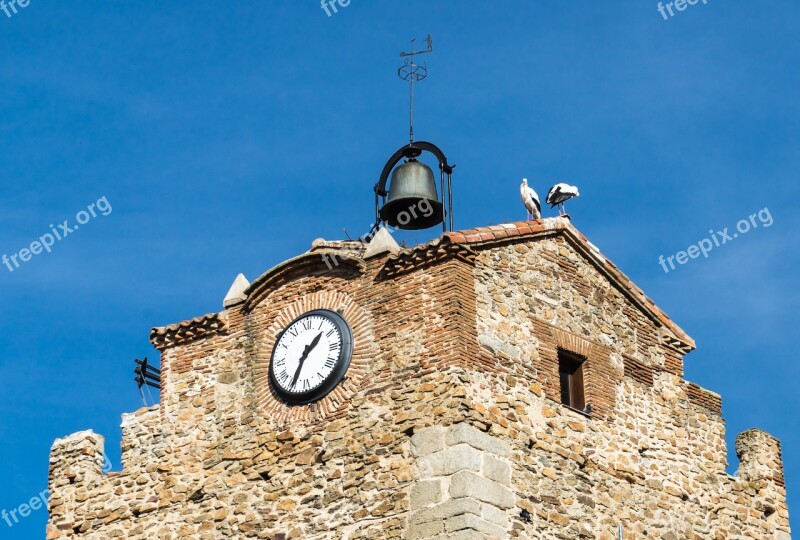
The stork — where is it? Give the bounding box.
[546,183,580,216]
[520,178,541,220]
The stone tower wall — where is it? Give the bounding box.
[46,221,790,539]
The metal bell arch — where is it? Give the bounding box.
[374,142,454,232]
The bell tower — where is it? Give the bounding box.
[45,39,791,540]
[373,36,455,233]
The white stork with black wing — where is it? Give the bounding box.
[520,178,541,220]
[546,183,580,216]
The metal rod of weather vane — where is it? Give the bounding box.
[409,63,414,144]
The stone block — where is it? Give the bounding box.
[445,424,510,458]
[418,444,483,479]
[407,519,444,539]
[430,531,486,540]
[483,455,511,486]
[445,513,507,538]
[412,427,446,457]
[412,498,483,525]
[222,273,249,308]
[410,480,443,509]
[481,503,509,528]
[364,226,401,258]
[450,471,514,509]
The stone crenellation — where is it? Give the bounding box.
[46,217,791,539]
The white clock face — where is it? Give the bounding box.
[269,310,352,403]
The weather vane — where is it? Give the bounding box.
[398,34,433,144]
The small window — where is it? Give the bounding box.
[558,350,585,410]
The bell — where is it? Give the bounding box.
[379,159,444,230]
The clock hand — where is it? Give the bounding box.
[290,347,310,389]
[290,332,324,389]
[306,332,323,353]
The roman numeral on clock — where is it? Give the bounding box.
[324,357,336,369]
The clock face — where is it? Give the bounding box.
[269,309,353,405]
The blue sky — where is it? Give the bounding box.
[1,1,797,537]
